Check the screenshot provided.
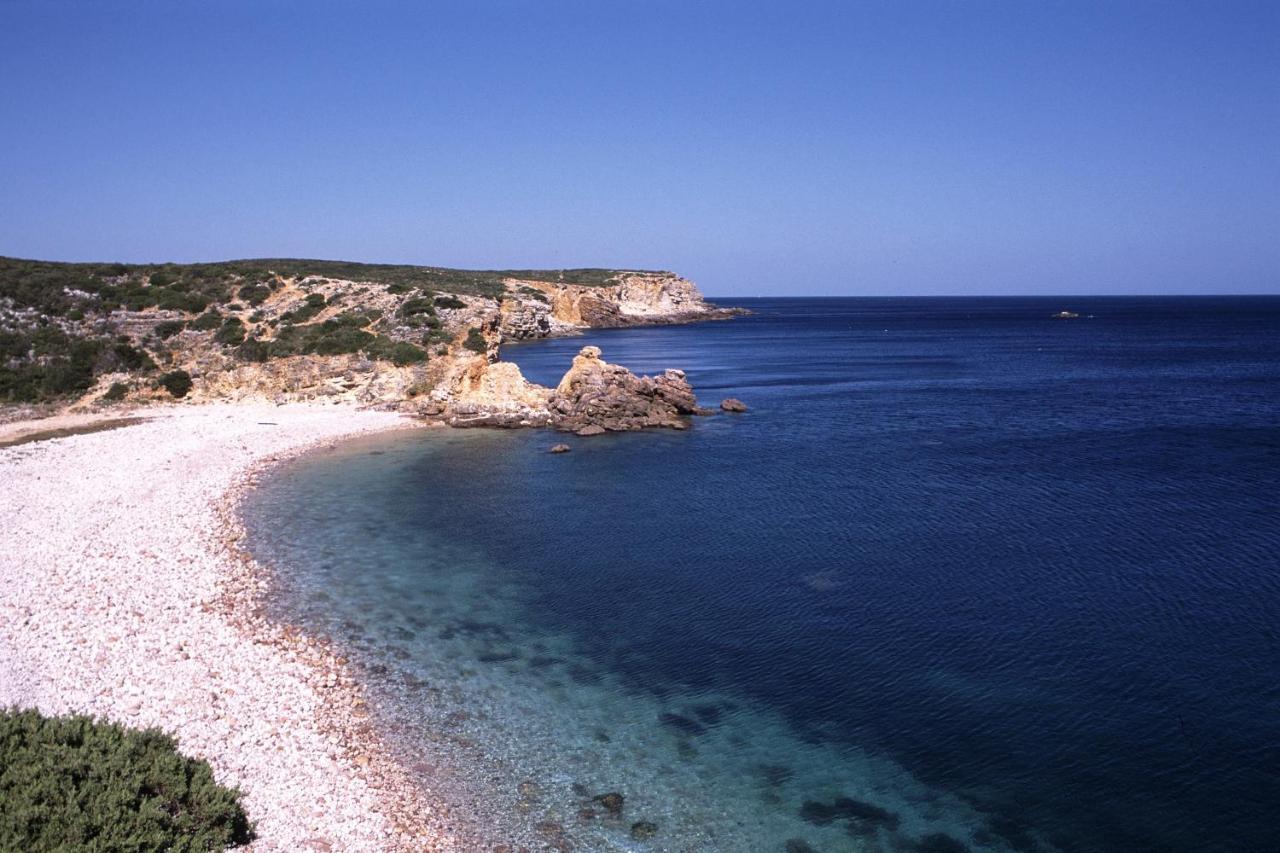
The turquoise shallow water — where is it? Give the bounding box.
[244,297,1280,852]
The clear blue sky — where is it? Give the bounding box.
[1,1,1276,295]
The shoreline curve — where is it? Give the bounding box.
[0,402,455,851]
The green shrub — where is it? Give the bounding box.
[155,320,186,339]
[423,327,451,346]
[397,297,437,327]
[463,327,488,354]
[519,286,549,303]
[280,293,326,324]
[149,271,175,288]
[154,288,211,313]
[324,312,373,329]
[236,336,269,363]
[307,326,374,356]
[237,283,272,306]
[434,295,466,310]
[0,708,252,851]
[158,369,193,398]
[263,320,369,358]
[190,310,222,331]
[214,318,246,346]
[364,337,428,366]
[102,381,129,402]
[108,341,156,373]
[37,361,97,398]
[251,319,425,366]
[0,333,115,402]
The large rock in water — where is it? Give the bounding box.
[550,346,700,432]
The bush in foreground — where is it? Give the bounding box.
[0,708,253,851]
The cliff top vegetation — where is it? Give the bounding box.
[0,256,672,404]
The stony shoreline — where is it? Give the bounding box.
[0,403,459,851]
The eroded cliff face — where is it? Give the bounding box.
[38,264,734,431]
[497,272,738,340]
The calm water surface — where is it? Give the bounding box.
[245,297,1280,852]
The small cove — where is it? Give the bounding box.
[244,297,1280,852]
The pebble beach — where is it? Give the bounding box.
[0,403,453,851]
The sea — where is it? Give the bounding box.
[243,297,1280,853]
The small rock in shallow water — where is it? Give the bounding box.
[576,424,606,436]
[630,821,659,840]
[549,443,571,453]
[784,840,817,853]
[592,791,625,817]
[720,397,748,412]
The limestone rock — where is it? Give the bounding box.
[502,271,744,340]
[720,397,748,412]
[549,443,571,453]
[445,361,552,428]
[550,347,699,433]
[498,299,552,339]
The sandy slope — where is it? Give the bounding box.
[0,403,454,851]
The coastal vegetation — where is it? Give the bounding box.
[0,708,252,850]
[0,255,663,404]
[0,328,156,402]
[0,256,649,316]
[159,369,193,398]
[463,327,489,354]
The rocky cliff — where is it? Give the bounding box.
[0,257,739,433]
[497,271,736,340]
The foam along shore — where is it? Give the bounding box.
[0,403,455,851]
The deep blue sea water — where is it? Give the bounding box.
[245,297,1280,852]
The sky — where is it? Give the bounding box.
[1,1,1276,295]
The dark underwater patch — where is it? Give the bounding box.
[659,712,708,736]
